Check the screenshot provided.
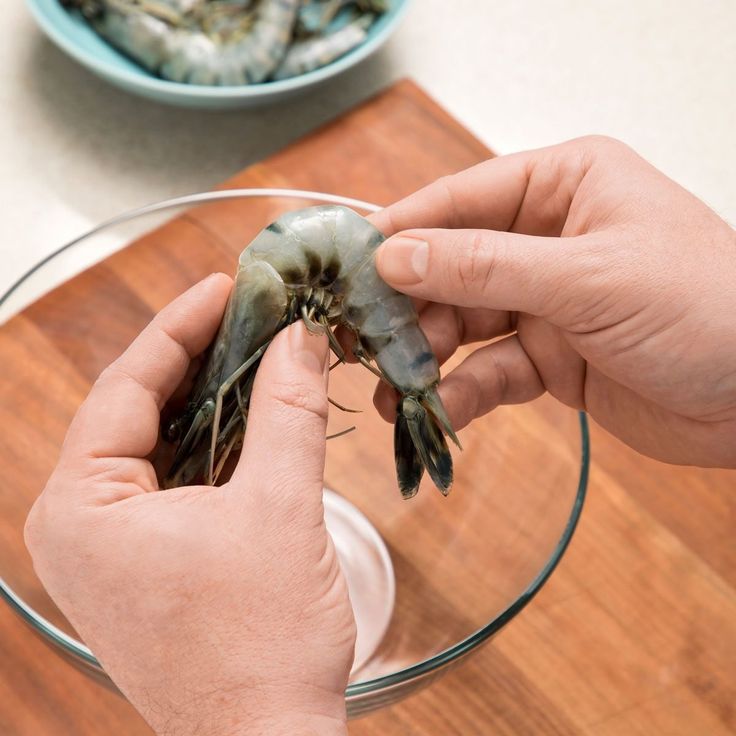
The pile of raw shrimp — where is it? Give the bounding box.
[62,0,387,85]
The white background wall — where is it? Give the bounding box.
[1,0,734,309]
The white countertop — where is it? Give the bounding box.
[1,0,734,315]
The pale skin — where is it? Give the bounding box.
[24,137,736,735]
[24,282,354,736]
[368,135,736,468]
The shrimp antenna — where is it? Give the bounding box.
[319,317,348,366]
[326,426,357,441]
[328,396,361,413]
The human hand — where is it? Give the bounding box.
[24,275,354,736]
[370,136,736,468]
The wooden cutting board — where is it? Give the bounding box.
[1,80,734,735]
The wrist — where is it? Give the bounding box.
[147,685,348,736]
[155,713,347,736]
[223,691,348,736]
[155,710,348,736]
[237,711,348,736]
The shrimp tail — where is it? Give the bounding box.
[394,390,457,499]
[394,409,424,499]
[422,389,462,451]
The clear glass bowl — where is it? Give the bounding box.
[0,190,588,718]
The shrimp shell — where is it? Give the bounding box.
[75,0,300,84]
[272,13,372,81]
[163,206,460,499]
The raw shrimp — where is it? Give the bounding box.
[296,0,386,36]
[64,0,299,84]
[164,205,460,499]
[272,13,372,80]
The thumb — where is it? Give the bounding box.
[229,322,330,508]
[376,228,601,321]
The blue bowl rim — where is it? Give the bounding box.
[25,0,412,100]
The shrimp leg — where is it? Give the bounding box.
[309,313,361,413]
[208,339,271,484]
[320,317,348,365]
[300,303,323,333]
[326,426,357,440]
[212,430,242,485]
[328,396,361,413]
[352,343,385,381]
[164,398,216,488]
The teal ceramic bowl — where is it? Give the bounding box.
[25,0,411,108]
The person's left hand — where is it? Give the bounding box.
[24,274,355,736]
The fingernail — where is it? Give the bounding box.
[290,322,328,376]
[378,237,429,285]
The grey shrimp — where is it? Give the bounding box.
[163,205,461,499]
[296,0,387,36]
[272,13,372,81]
[64,0,299,84]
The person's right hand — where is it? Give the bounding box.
[370,136,736,468]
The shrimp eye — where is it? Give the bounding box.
[164,420,181,442]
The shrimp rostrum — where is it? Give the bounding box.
[164,206,461,499]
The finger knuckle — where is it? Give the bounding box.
[95,364,130,396]
[270,380,329,422]
[575,135,639,169]
[436,175,461,229]
[98,363,157,403]
[575,134,625,151]
[455,231,496,297]
[23,503,43,556]
[23,492,53,559]
[376,206,400,238]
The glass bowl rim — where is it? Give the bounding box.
[0,187,589,699]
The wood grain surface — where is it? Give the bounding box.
[1,80,734,735]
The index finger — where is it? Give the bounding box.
[62,273,232,462]
[369,137,595,238]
